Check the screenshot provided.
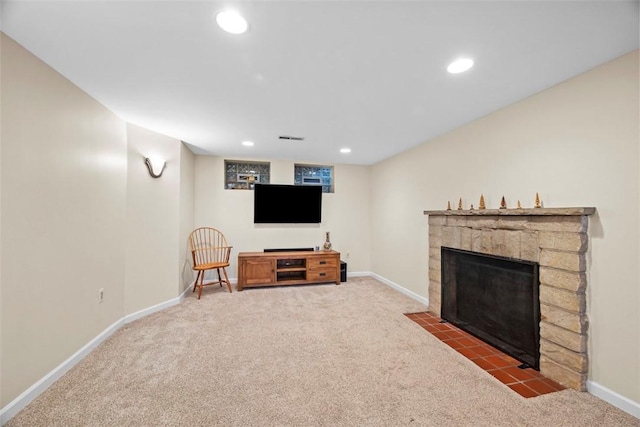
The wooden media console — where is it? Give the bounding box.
[237,250,341,291]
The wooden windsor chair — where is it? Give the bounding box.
[188,227,232,298]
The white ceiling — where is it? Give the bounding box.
[2,1,638,165]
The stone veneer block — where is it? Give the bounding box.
[471,229,482,252]
[460,227,472,251]
[430,287,441,303]
[540,339,588,373]
[470,217,499,230]
[540,356,587,391]
[428,247,441,262]
[447,216,467,227]
[429,303,441,317]
[496,217,528,230]
[539,268,586,293]
[480,230,493,252]
[540,303,588,334]
[506,231,521,259]
[429,293,441,317]
[540,321,587,353]
[442,226,462,248]
[539,285,586,314]
[528,216,588,233]
[428,268,441,283]
[490,229,510,257]
[538,232,588,253]
[429,234,442,250]
[539,249,586,272]
[429,224,443,237]
[428,262,440,280]
[520,231,539,262]
[428,216,447,226]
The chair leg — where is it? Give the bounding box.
[197,270,205,299]
[216,268,223,287]
[222,267,232,293]
[193,271,201,293]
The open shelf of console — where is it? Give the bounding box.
[237,250,341,291]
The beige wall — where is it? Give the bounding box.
[179,143,195,292]
[0,35,193,408]
[371,50,640,403]
[124,124,184,314]
[194,156,371,279]
[0,34,128,406]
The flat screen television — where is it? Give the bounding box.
[254,183,322,224]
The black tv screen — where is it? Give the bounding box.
[254,184,322,224]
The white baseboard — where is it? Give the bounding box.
[0,287,191,426]
[368,272,429,307]
[587,381,640,419]
[0,318,124,425]
[124,286,191,324]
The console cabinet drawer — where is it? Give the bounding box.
[308,268,338,282]
[308,257,338,269]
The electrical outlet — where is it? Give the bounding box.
[99,288,104,303]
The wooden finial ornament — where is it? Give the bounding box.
[534,192,541,208]
[500,196,507,209]
[479,194,486,210]
[447,201,452,211]
[457,198,463,210]
[517,200,522,209]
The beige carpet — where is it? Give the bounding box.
[7,277,639,426]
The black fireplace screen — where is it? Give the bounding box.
[441,247,540,369]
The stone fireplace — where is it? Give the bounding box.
[423,207,595,391]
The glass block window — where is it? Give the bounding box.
[294,164,334,193]
[224,160,270,190]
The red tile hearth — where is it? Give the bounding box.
[405,311,566,398]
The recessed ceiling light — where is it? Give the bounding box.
[216,10,248,34]
[447,58,474,74]
[340,148,351,154]
[242,141,254,147]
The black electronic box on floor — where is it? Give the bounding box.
[340,261,347,282]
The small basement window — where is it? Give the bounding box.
[294,164,334,193]
[225,160,270,190]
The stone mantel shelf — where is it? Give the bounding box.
[423,207,595,216]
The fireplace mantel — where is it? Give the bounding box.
[423,207,595,216]
[424,206,595,391]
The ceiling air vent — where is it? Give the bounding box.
[278,135,305,141]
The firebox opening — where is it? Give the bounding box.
[441,247,540,370]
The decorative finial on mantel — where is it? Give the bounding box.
[517,200,522,209]
[535,192,542,208]
[479,194,486,210]
[500,196,507,209]
[447,201,452,211]
[470,204,474,210]
[457,198,463,210]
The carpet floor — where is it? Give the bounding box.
[6,277,639,426]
